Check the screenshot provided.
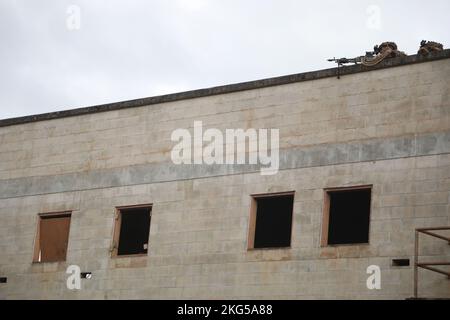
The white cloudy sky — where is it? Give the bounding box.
[1,0,449,119]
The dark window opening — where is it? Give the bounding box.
[392,259,410,267]
[34,213,71,262]
[253,194,294,249]
[0,277,7,283]
[117,207,151,256]
[327,188,371,245]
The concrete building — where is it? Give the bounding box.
[0,49,449,299]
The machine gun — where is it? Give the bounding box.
[327,51,375,79]
[327,57,361,66]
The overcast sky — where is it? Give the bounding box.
[1,0,449,120]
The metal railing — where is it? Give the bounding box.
[414,227,450,298]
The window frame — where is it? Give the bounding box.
[247,191,295,250]
[321,185,372,247]
[32,211,72,263]
[111,204,153,258]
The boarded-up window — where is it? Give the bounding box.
[112,205,152,257]
[34,213,71,262]
[248,192,294,249]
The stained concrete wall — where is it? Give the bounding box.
[0,56,449,299]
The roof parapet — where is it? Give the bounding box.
[1,49,449,128]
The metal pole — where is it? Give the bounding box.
[414,230,419,299]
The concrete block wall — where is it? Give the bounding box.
[0,56,449,299]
